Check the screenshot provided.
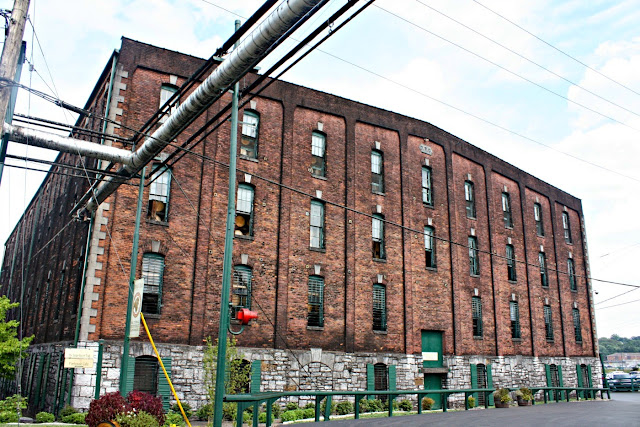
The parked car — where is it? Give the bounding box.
[609,373,635,391]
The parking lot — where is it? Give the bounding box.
[325,392,640,426]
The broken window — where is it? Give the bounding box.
[148,165,171,222]
[424,225,436,268]
[373,284,387,332]
[534,203,544,236]
[142,253,164,315]
[422,166,433,206]
[232,265,252,318]
[371,150,384,193]
[502,192,513,228]
[506,244,516,281]
[510,301,521,339]
[465,180,476,219]
[235,184,254,237]
[372,214,385,259]
[310,200,325,249]
[159,84,178,123]
[240,110,259,159]
[307,275,324,327]
[311,132,326,177]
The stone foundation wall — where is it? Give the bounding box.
[24,342,602,412]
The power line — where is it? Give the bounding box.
[596,287,639,306]
[596,298,640,310]
[471,0,640,99]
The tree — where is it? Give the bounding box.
[0,296,33,378]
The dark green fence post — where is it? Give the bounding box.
[95,340,104,399]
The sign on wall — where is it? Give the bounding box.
[64,348,95,369]
[130,278,145,338]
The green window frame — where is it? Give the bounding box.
[310,200,325,249]
[472,296,482,337]
[510,301,521,339]
[539,252,548,288]
[148,165,171,222]
[465,180,476,219]
[502,192,513,228]
[573,307,583,343]
[422,166,433,206]
[534,203,544,236]
[373,284,387,332]
[240,110,259,159]
[311,131,326,177]
[506,244,516,282]
[469,236,479,276]
[424,225,436,268]
[544,304,554,341]
[307,275,324,327]
[371,150,384,193]
[568,258,577,291]
[142,253,165,315]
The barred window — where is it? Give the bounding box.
[465,180,476,219]
[469,236,479,276]
[310,200,325,249]
[539,252,548,288]
[374,363,388,401]
[502,192,513,228]
[311,132,326,177]
[510,301,521,339]
[372,214,385,260]
[371,150,384,193]
[235,184,254,237]
[562,212,572,243]
[472,296,483,337]
[134,356,159,395]
[506,244,516,282]
[148,165,171,222]
[544,304,554,341]
[373,284,387,332]
[232,265,252,317]
[422,167,433,206]
[424,226,436,268]
[534,203,544,236]
[568,258,577,291]
[307,276,324,327]
[240,111,259,159]
[142,253,165,314]
[573,308,583,343]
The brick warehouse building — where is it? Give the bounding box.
[0,38,600,413]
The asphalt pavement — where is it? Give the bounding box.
[321,392,640,426]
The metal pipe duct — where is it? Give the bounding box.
[82,0,323,215]
[4,123,134,166]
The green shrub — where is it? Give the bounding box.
[271,402,281,418]
[36,411,55,423]
[493,388,512,403]
[368,399,384,412]
[320,399,336,415]
[61,412,87,424]
[383,399,399,411]
[358,399,370,413]
[196,403,213,420]
[163,412,186,427]
[0,394,27,412]
[422,397,435,410]
[116,410,159,427]
[336,400,354,415]
[0,410,19,423]
[516,387,533,401]
[170,401,192,418]
[285,401,299,411]
[280,409,306,422]
[258,411,274,423]
[242,411,252,423]
[302,407,315,419]
[398,399,412,411]
[222,402,237,421]
[59,404,78,419]
[467,396,476,408]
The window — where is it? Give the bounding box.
[502,192,513,228]
[464,180,476,219]
[544,304,554,341]
[142,253,164,314]
[475,364,488,406]
[539,252,548,288]
[148,165,171,222]
[374,363,388,402]
[231,265,252,317]
[307,276,324,327]
[371,150,384,193]
[372,214,385,259]
[562,212,572,243]
[510,301,521,339]
[373,284,387,332]
[573,308,582,343]
[134,356,159,395]
[235,184,254,237]
[240,110,259,159]
[472,296,483,337]
[311,132,326,177]
[469,236,479,276]
[568,259,577,291]
[310,200,325,249]
[534,203,544,236]
[159,85,178,123]
[422,167,433,206]
[506,244,516,281]
[424,226,436,268]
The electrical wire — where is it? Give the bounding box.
[596,298,640,310]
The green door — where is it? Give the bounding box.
[421,331,443,410]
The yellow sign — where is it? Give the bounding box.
[64,348,95,369]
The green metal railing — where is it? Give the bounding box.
[224,385,610,426]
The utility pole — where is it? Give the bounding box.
[213,19,241,427]
[0,0,30,184]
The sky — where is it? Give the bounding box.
[0,0,639,339]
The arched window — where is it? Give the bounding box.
[142,253,165,314]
